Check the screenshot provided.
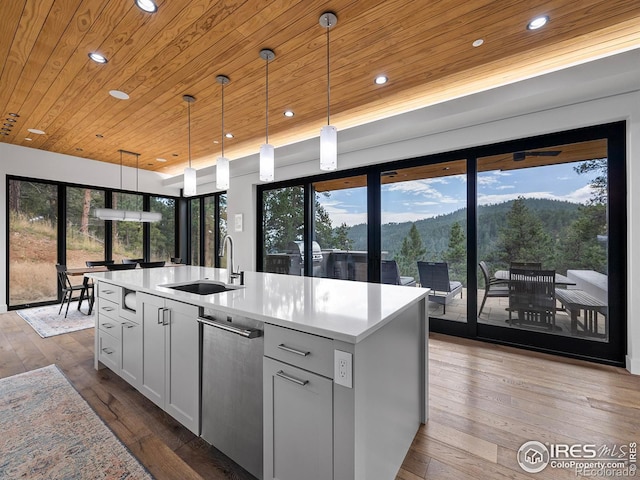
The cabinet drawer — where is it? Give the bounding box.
[98,311,121,340]
[97,297,119,321]
[98,282,121,303]
[98,330,120,372]
[264,324,333,378]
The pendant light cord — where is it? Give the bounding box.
[119,150,123,191]
[221,83,225,157]
[265,57,269,144]
[326,21,331,126]
[187,101,192,168]
[135,153,139,193]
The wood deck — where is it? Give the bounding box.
[1,311,637,480]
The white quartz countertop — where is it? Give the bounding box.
[87,266,428,343]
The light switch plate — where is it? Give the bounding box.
[334,350,353,388]
[234,213,243,232]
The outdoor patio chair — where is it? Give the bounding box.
[478,261,510,316]
[381,260,416,286]
[417,261,463,314]
[508,267,556,330]
[56,264,93,317]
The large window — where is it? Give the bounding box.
[111,192,144,262]
[477,140,610,342]
[150,196,176,262]
[66,187,106,268]
[256,122,626,365]
[8,179,59,306]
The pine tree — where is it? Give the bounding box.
[395,223,426,281]
[443,221,466,283]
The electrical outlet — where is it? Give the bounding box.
[334,350,353,388]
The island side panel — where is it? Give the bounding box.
[334,298,426,480]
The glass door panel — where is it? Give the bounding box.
[8,179,59,307]
[150,196,175,262]
[66,187,105,268]
[312,175,368,281]
[381,160,468,322]
[477,139,609,342]
[262,186,304,275]
[112,192,143,262]
[190,198,200,265]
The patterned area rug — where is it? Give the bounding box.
[0,365,153,479]
[17,301,94,338]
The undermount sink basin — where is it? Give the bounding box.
[161,280,243,295]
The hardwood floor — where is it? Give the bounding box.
[1,311,639,480]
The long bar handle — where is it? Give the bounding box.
[277,344,310,357]
[276,370,309,386]
[197,316,262,339]
[162,307,170,326]
[157,307,163,324]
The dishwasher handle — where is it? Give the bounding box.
[198,316,262,339]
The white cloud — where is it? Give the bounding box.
[382,211,437,223]
[478,184,596,205]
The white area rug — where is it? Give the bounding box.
[17,301,94,338]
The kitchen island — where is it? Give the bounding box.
[88,266,429,480]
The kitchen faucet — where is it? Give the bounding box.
[220,234,240,284]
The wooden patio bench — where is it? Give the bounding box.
[555,288,607,337]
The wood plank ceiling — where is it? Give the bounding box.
[1,0,639,174]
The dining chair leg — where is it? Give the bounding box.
[479,293,488,316]
[64,291,72,318]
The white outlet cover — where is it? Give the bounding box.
[234,213,243,232]
[334,349,353,388]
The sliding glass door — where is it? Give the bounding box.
[380,160,467,321]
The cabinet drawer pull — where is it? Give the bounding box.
[101,306,115,312]
[103,289,114,294]
[102,323,114,329]
[123,322,134,329]
[277,344,310,357]
[276,370,309,386]
[102,347,114,355]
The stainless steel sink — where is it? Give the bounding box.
[161,280,243,295]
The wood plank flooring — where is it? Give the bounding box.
[1,311,638,480]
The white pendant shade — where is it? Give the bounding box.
[260,143,274,181]
[320,125,337,171]
[216,156,230,189]
[183,166,197,196]
[95,208,161,223]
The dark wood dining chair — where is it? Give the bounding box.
[139,261,165,268]
[56,264,93,317]
[122,258,144,265]
[478,261,510,316]
[508,268,556,329]
[106,263,137,271]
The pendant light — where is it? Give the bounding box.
[319,12,338,171]
[182,94,197,197]
[259,49,275,182]
[216,75,230,190]
[95,150,161,222]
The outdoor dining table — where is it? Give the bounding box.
[494,270,576,287]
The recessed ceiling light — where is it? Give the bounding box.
[0,132,8,136]
[283,110,295,117]
[156,158,167,162]
[109,90,130,100]
[135,0,158,13]
[5,118,16,122]
[472,39,484,47]
[374,75,388,85]
[25,137,32,141]
[225,133,234,138]
[8,113,19,117]
[3,123,13,127]
[527,15,549,30]
[1,127,11,131]
[27,128,46,135]
[88,52,108,64]
[213,140,219,144]
[96,134,104,138]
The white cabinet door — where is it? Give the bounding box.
[139,292,166,408]
[120,320,142,388]
[164,298,199,434]
[263,357,333,480]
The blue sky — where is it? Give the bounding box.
[317,161,598,226]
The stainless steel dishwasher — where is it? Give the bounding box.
[198,308,264,480]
